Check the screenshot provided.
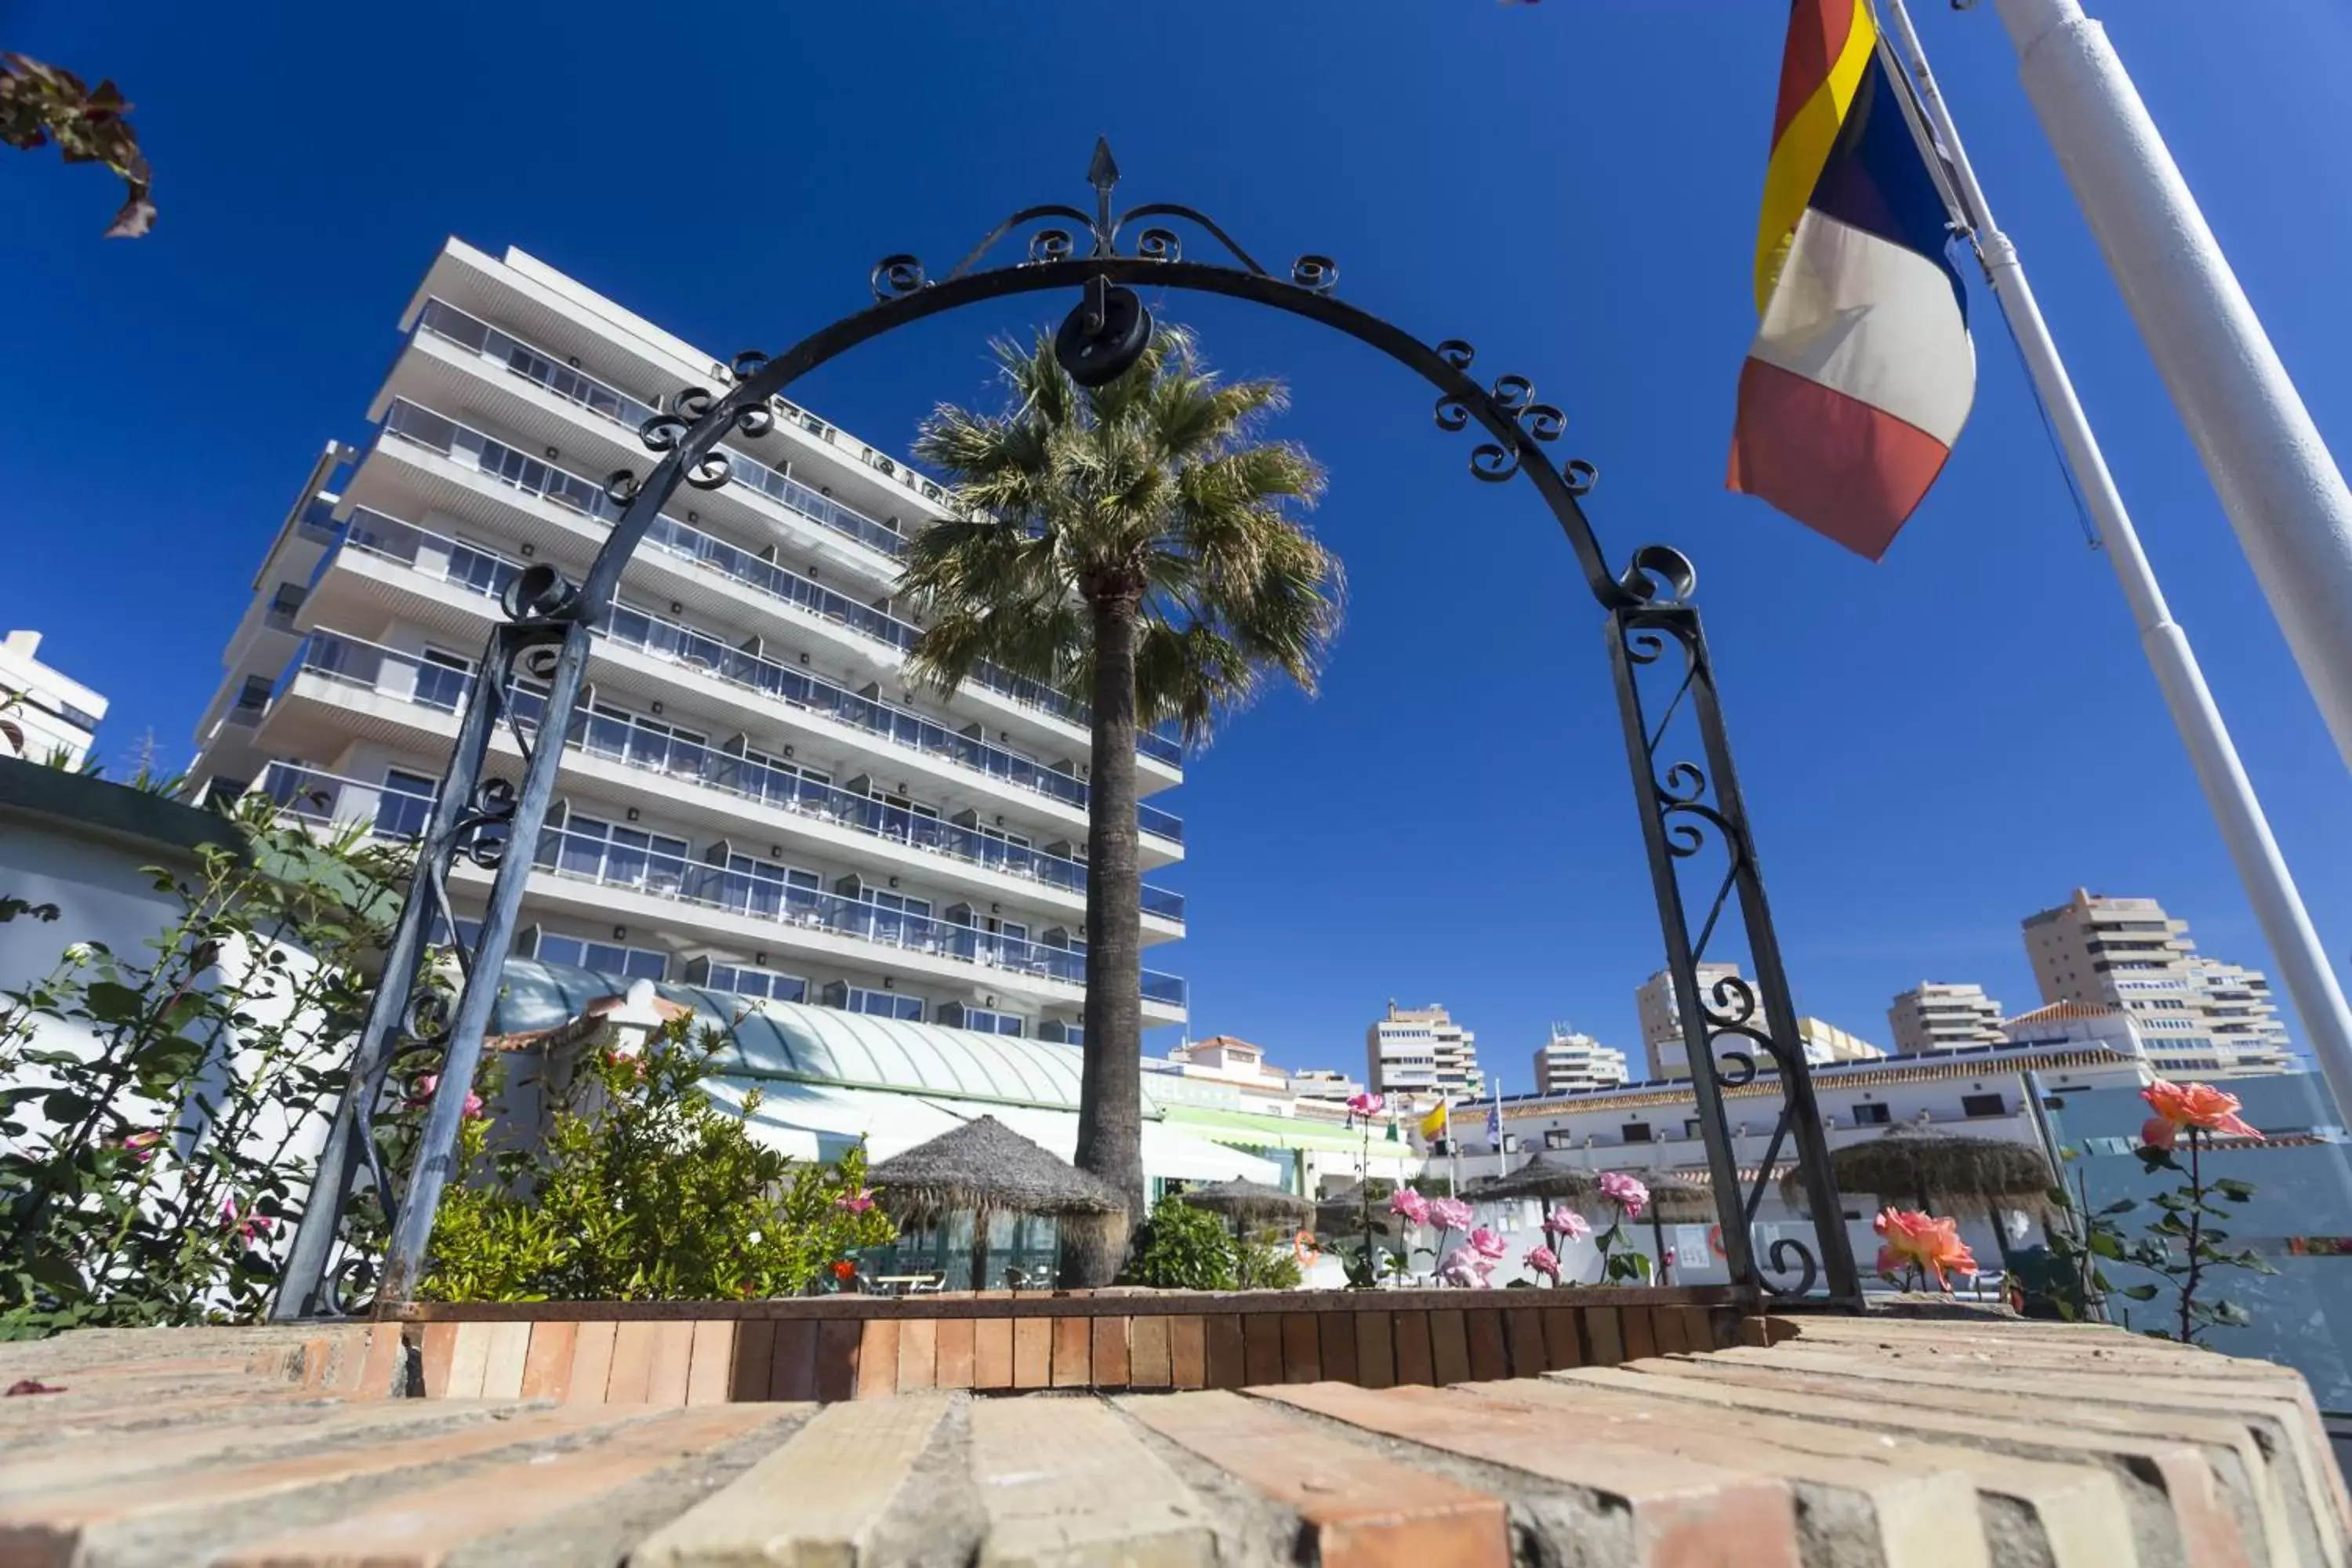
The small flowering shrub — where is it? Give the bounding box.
[421,1017,893,1301]
[0,797,405,1339]
[2111,1080,2271,1343]
[1593,1171,1653,1283]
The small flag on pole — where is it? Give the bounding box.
[1418,1099,1450,1143]
[1485,1102,1501,1144]
[1729,0,1974,560]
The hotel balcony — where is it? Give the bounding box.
[340,389,1184,789]
[253,760,1187,1028]
[249,630,1181,935]
[293,519,1184,864]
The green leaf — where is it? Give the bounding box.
[2098,1198,2138,1217]
[82,981,145,1024]
[2118,1283,2161,1301]
[2088,1232,2124,1260]
[2212,1178,2256,1203]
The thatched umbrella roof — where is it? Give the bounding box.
[1783,1123,2052,1215]
[1642,1171,1717,1224]
[865,1116,1123,1225]
[1464,1153,1602,1205]
[1177,1179,1312,1229]
[1312,1184,1380,1236]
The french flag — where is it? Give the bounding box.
[1729,0,1974,561]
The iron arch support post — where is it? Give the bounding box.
[1608,603,1861,1305]
[273,612,516,1319]
[274,144,1857,1316]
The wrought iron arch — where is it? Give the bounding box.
[274,141,1860,1316]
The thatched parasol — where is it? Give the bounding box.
[1642,1171,1716,1224]
[866,1116,1122,1290]
[1462,1153,1602,1205]
[1786,1123,2053,1217]
[1177,1179,1312,1230]
[1313,1184,1380,1236]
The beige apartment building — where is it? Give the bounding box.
[2022,888,2293,1078]
[1635,962,1743,1080]
[1530,1026,1631,1095]
[1366,1002,1483,1102]
[1888,981,2008,1056]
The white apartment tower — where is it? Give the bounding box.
[1635,962,1743,1080]
[1366,1002,1482,1102]
[187,241,1188,1040]
[1887,982,2008,1056]
[1530,1026,1630,1096]
[0,630,107,769]
[2022,889,2290,1078]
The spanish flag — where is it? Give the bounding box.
[1728,0,1973,560]
[1417,1099,1450,1143]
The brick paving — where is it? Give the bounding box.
[0,1312,2343,1566]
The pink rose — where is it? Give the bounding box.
[1468,1226,1508,1261]
[836,1191,875,1214]
[121,1130,164,1163]
[1525,1243,1561,1285]
[1426,1197,1475,1235]
[1387,1187,1430,1226]
[1599,1171,1650,1219]
[1437,1245,1494,1288]
[1545,1206,1591,1242]
[1345,1091,1385,1120]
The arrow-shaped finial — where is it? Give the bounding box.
[1087,136,1120,195]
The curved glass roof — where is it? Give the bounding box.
[493,958,1089,1108]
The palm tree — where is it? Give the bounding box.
[902,325,1344,1285]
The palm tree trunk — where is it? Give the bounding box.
[1065,586,1146,1287]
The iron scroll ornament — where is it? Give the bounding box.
[274,140,1861,1315]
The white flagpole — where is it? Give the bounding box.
[1988,0,2352,776]
[1877,0,2352,1122]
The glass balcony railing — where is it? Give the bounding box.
[317,512,1184,838]
[274,628,470,713]
[414,297,909,562]
[501,687,1183,921]
[269,629,1188,898]
[402,309,1187,768]
[252,760,1185,1007]
[376,398,1184,768]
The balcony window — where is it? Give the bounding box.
[696,961,808,1004]
[265,583,305,631]
[1544,1129,1576,1150]
[1621,1123,1653,1144]
[1038,1019,1084,1046]
[1851,1102,1891,1126]
[826,983,923,1022]
[720,854,819,921]
[556,813,689,897]
[535,931,668,982]
[946,1004,1025,1037]
[1960,1092,2006,1119]
[416,648,472,713]
[376,770,436,840]
[234,674,274,712]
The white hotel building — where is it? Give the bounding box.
[187,241,1189,1041]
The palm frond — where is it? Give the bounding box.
[903,318,1342,743]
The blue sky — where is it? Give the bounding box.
[6,2,2350,1094]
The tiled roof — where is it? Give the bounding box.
[2002,1001,2126,1026]
[1499,1046,2140,1120]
